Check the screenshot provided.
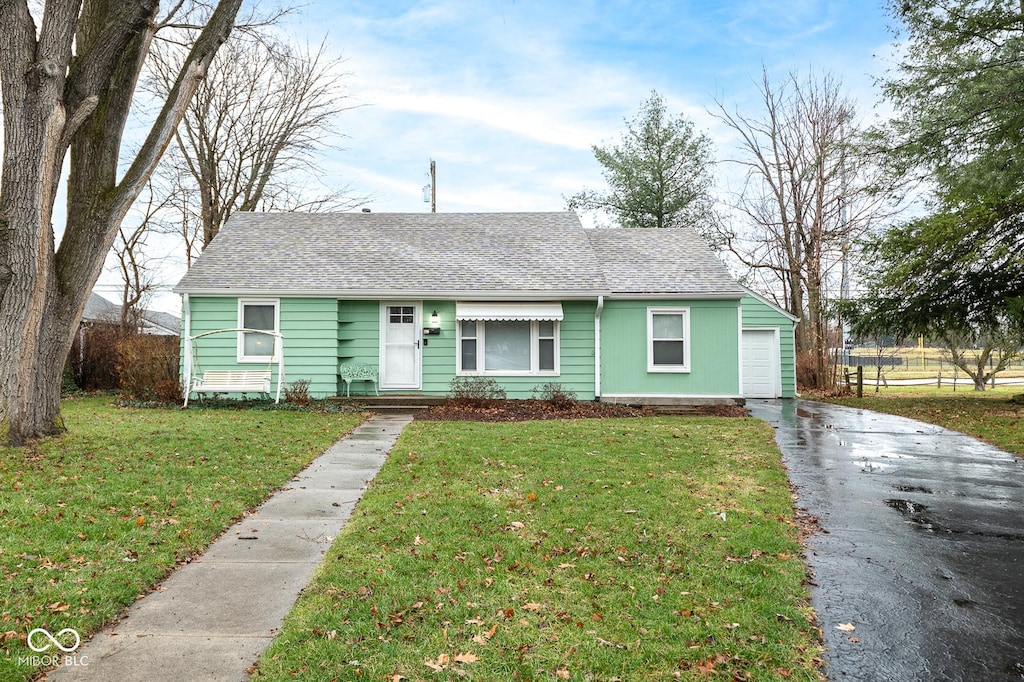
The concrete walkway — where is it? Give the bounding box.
[46,413,413,682]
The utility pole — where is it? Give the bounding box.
[429,159,436,213]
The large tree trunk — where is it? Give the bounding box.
[0,0,242,446]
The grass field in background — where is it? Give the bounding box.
[0,397,363,681]
[829,386,1024,457]
[253,418,823,681]
[844,345,1024,376]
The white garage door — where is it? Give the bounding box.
[742,330,779,398]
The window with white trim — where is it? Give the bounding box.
[647,307,689,372]
[458,319,559,375]
[237,299,279,362]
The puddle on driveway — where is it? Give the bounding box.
[884,498,945,533]
[894,484,933,494]
[885,498,928,515]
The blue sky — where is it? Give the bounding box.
[91,0,899,311]
[284,0,895,214]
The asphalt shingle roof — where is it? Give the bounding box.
[585,228,744,296]
[174,211,741,299]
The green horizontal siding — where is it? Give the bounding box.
[337,300,381,396]
[186,297,339,398]
[421,300,458,395]
[190,297,777,401]
[600,299,741,397]
[422,300,596,400]
[741,295,797,398]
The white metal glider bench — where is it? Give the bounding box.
[339,362,379,397]
[189,370,272,402]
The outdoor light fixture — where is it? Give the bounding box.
[423,310,441,336]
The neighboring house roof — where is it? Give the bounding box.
[141,310,182,336]
[174,211,742,299]
[82,293,181,335]
[82,293,122,324]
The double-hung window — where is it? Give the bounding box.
[647,307,689,372]
[458,319,559,375]
[237,299,279,362]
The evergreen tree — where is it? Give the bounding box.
[567,91,715,230]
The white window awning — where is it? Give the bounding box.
[456,302,564,321]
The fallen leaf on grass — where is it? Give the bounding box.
[472,623,499,644]
[426,652,480,671]
[523,602,544,612]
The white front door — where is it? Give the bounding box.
[742,329,779,398]
[380,303,421,390]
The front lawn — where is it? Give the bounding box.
[0,397,362,681]
[830,386,1024,457]
[254,418,823,681]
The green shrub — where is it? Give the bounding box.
[532,381,577,407]
[284,379,312,406]
[116,334,180,402]
[447,376,506,406]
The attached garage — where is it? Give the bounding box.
[740,289,799,398]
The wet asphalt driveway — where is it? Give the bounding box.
[748,400,1024,682]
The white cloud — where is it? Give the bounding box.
[3,0,901,311]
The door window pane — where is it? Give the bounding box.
[389,306,414,324]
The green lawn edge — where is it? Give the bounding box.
[0,397,363,681]
[253,417,824,681]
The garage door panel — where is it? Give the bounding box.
[743,330,778,398]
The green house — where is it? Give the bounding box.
[173,212,796,404]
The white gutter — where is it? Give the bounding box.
[594,295,604,400]
[172,288,608,300]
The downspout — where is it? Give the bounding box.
[594,295,604,401]
[737,302,744,399]
[275,333,284,404]
[182,294,192,405]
